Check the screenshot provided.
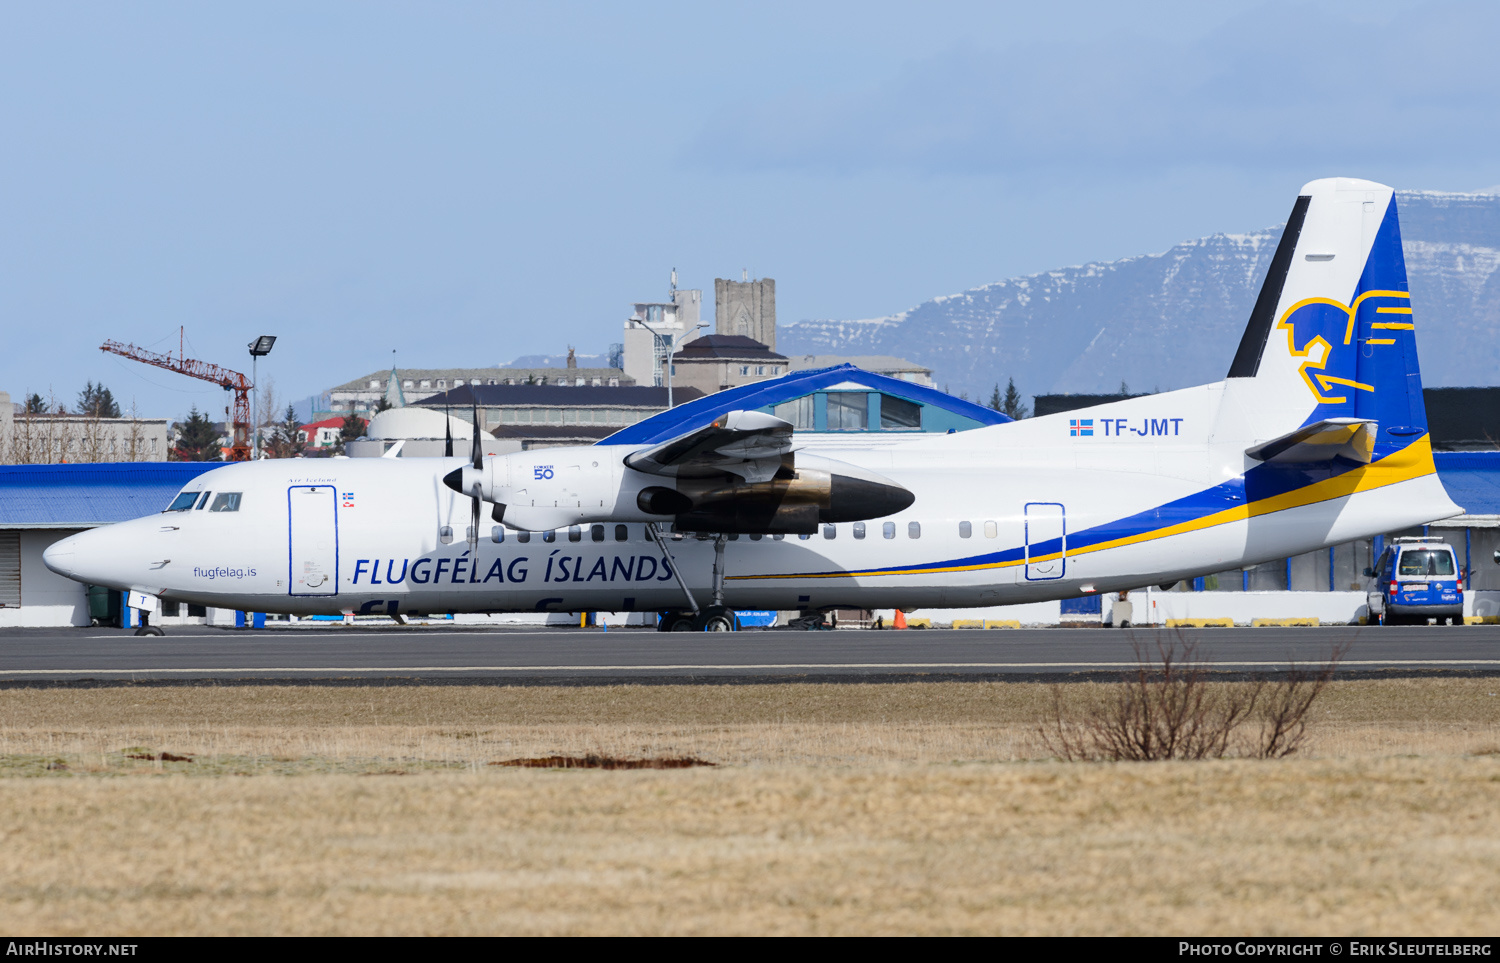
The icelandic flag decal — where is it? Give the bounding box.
[1069,419,1094,437]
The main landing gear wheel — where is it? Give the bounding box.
[133,625,164,637]
[703,612,734,632]
[668,615,698,632]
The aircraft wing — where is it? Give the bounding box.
[624,409,794,483]
[1245,418,1377,464]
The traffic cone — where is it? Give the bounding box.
[893,609,907,630]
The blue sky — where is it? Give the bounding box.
[2,1,1496,421]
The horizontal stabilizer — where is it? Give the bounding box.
[1245,418,1377,464]
[624,410,794,483]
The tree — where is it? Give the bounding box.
[24,393,47,414]
[266,404,306,459]
[373,397,392,414]
[77,381,121,419]
[999,377,1029,420]
[1120,380,1130,396]
[172,406,223,461]
[334,412,367,455]
[988,384,1002,410]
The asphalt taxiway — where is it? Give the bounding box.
[0,624,1496,684]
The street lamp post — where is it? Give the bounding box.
[248,335,276,459]
[647,323,707,408]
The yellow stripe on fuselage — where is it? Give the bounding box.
[733,436,1438,581]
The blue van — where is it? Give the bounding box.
[1366,537,1464,625]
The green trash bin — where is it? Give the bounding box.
[86,585,121,628]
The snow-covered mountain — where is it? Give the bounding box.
[779,191,1500,401]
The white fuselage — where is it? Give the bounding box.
[42,380,1459,617]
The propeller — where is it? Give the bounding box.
[466,402,483,550]
[444,402,454,457]
[442,390,503,547]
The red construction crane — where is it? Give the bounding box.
[101,331,254,461]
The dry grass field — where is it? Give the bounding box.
[0,679,1496,935]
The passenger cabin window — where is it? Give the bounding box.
[516,532,531,543]
[883,521,896,539]
[614,524,628,542]
[542,530,556,543]
[491,526,505,543]
[209,492,241,513]
[568,525,582,542]
[165,492,200,512]
[853,522,866,539]
[908,521,921,539]
[959,521,972,538]
[984,520,997,538]
[823,524,836,539]
[591,524,605,542]
[439,526,453,544]
[1398,550,1455,577]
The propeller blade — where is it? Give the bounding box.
[470,401,482,470]
[444,402,453,457]
[469,483,481,550]
[466,394,483,550]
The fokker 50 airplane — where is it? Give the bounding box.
[45,178,1462,631]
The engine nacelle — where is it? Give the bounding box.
[445,444,914,534]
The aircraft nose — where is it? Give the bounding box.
[42,526,130,588]
[41,533,83,578]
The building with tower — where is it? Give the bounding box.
[714,276,776,349]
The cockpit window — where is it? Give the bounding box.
[1398,550,1455,577]
[165,492,200,512]
[195,491,212,510]
[209,492,242,513]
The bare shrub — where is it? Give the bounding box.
[1039,638,1345,762]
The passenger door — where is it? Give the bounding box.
[1024,502,1066,581]
[288,485,339,596]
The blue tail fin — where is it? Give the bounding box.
[1230,179,1427,453]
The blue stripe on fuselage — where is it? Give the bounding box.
[768,446,1390,579]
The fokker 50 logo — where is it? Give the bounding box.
[1276,290,1412,405]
